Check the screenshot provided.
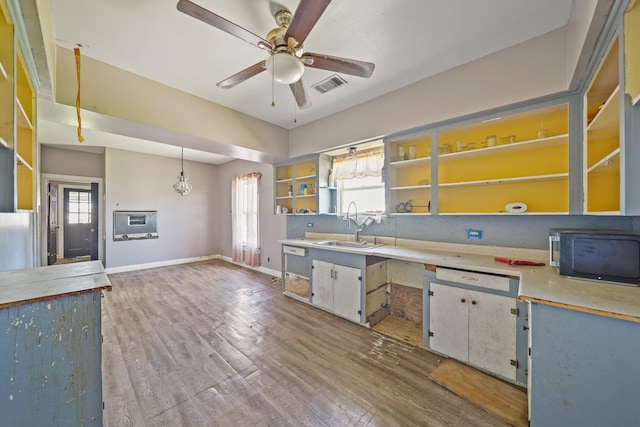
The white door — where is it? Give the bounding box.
[467,290,517,380]
[429,283,469,362]
[333,264,362,323]
[312,260,334,311]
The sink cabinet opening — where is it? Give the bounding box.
[284,272,310,300]
[368,260,425,348]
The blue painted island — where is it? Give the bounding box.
[0,261,112,426]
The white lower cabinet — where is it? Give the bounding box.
[429,282,518,381]
[312,260,362,323]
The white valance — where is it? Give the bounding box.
[333,149,384,180]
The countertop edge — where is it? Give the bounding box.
[281,238,640,323]
[0,261,113,309]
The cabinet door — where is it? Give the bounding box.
[468,290,517,381]
[333,264,362,323]
[311,260,334,311]
[429,283,469,362]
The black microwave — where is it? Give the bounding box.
[549,229,640,286]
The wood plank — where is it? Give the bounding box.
[102,259,510,426]
[429,358,528,427]
[372,314,424,348]
[0,261,111,309]
[390,283,423,322]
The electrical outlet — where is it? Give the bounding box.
[307,222,314,228]
[465,228,483,239]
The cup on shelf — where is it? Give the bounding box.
[282,207,288,214]
[276,205,282,214]
[537,129,549,139]
[486,135,497,146]
[408,145,416,159]
[398,146,405,160]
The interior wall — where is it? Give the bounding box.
[216,159,286,274]
[40,146,105,177]
[54,47,289,163]
[288,28,570,157]
[287,214,638,251]
[566,0,600,85]
[104,148,219,268]
[0,212,35,271]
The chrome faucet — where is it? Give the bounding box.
[346,201,363,242]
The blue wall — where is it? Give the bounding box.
[287,214,640,250]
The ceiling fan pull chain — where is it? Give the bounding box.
[293,86,297,123]
[271,60,276,107]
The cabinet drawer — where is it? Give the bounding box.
[436,267,510,292]
[283,245,307,256]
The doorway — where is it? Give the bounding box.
[42,175,102,266]
[62,188,92,259]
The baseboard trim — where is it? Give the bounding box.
[105,255,281,277]
[219,255,281,278]
[105,254,220,274]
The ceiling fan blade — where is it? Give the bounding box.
[177,0,272,50]
[290,80,311,109]
[302,52,375,78]
[217,61,267,89]
[285,0,331,47]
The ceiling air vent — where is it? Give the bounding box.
[312,74,348,94]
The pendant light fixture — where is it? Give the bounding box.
[173,147,192,196]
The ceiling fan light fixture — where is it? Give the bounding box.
[266,52,304,84]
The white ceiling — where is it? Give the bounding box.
[35,0,577,164]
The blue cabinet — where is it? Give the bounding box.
[529,302,640,426]
[0,261,111,425]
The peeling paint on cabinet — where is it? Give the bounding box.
[0,293,103,425]
[0,261,110,426]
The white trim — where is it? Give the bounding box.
[105,255,281,277]
[219,255,281,277]
[105,254,220,274]
[40,174,104,267]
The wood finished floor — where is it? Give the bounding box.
[102,259,510,426]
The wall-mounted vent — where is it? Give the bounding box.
[312,74,348,94]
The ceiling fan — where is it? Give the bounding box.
[176,0,375,109]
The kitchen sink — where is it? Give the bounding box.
[313,240,383,249]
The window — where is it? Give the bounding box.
[67,190,91,224]
[333,148,385,215]
[232,172,261,267]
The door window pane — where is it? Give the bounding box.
[68,191,91,224]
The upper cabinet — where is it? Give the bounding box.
[385,103,569,215]
[584,36,620,214]
[0,0,37,212]
[274,154,334,215]
[387,135,432,214]
[436,104,569,214]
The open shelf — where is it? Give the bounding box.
[16,153,33,171]
[587,148,620,174]
[0,59,6,80]
[438,134,568,162]
[587,86,620,133]
[389,156,431,168]
[390,184,431,191]
[16,99,33,129]
[440,173,568,189]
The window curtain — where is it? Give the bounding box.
[232,172,261,267]
[333,149,384,180]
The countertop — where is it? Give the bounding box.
[0,261,112,309]
[281,236,640,323]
